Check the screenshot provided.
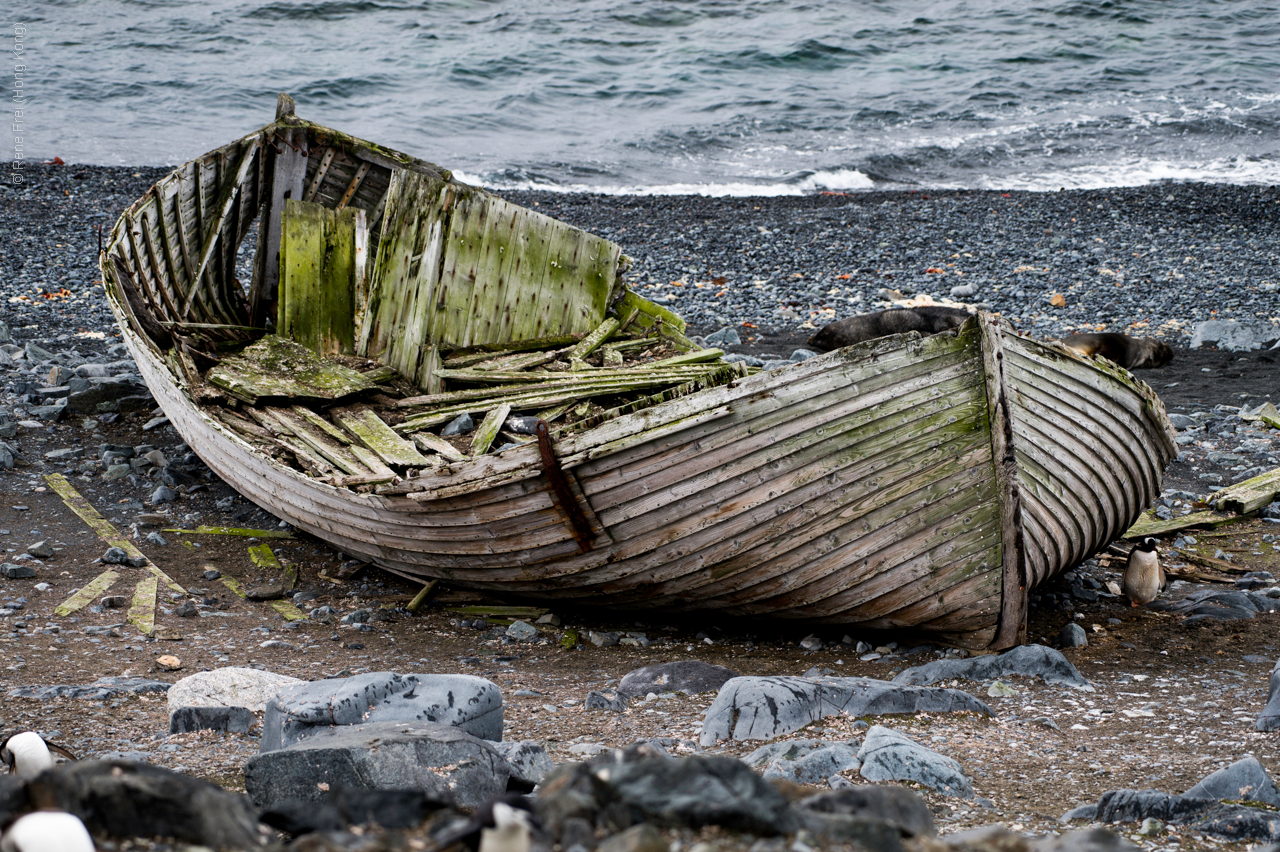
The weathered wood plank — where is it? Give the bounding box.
[1124,510,1244,539]
[206,335,377,404]
[1209,467,1280,515]
[332,405,431,467]
[411,432,469,462]
[54,570,120,617]
[250,129,307,326]
[471,403,511,457]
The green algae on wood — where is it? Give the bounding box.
[278,199,364,357]
[332,405,430,467]
[54,570,121,617]
[470,402,511,457]
[207,335,377,404]
[1209,466,1280,515]
[164,526,297,539]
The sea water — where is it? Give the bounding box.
[12,0,1280,193]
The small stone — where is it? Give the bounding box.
[800,634,824,651]
[26,541,54,558]
[153,626,184,641]
[150,485,178,505]
[1,563,36,579]
[174,601,199,618]
[987,680,1017,698]
[146,532,168,546]
[102,546,129,565]
[156,655,182,672]
[506,620,540,641]
[1058,622,1088,649]
[101,595,128,609]
[1138,817,1165,836]
[441,413,475,436]
[244,581,284,601]
[588,630,619,647]
[203,569,222,580]
[33,582,50,592]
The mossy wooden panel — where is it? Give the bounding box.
[432,187,624,349]
[279,199,361,356]
[360,169,454,383]
[207,335,377,404]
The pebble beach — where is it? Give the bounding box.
[4,165,1280,852]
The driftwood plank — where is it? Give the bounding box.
[471,403,511,457]
[262,407,372,476]
[332,405,430,467]
[1124,510,1244,539]
[1209,467,1280,515]
[412,432,469,462]
[207,336,377,405]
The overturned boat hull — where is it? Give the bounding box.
[102,100,1177,649]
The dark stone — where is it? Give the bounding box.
[244,580,284,601]
[261,787,449,835]
[1058,622,1088,649]
[169,706,254,735]
[1093,789,1217,824]
[585,690,627,712]
[491,740,555,790]
[797,784,935,837]
[617,660,740,697]
[1257,659,1280,732]
[245,721,510,811]
[1,563,36,579]
[1185,756,1280,806]
[1189,804,1280,843]
[101,547,128,565]
[174,601,198,618]
[24,760,260,848]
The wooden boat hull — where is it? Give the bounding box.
[102,104,1177,649]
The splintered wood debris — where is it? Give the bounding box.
[199,318,748,493]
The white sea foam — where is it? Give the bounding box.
[454,168,875,197]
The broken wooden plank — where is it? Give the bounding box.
[220,574,308,621]
[332,405,431,466]
[207,335,377,405]
[406,579,440,613]
[165,526,296,539]
[1124,510,1248,539]
[278,200,364,356]
[1179,550,1257,575]
[1209,467,1280,515]
[471,402,511,457]
[441,334,584,368]
[260,407,371,476]
[361,365,399,384]
[290,405,352,445]
[566,316,621,361]
[127,573,158,636]
[54,570,120,617]
[411,432,469,462]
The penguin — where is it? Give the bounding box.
[0,812,95,852]
[0,732,78,780]
[1123,537,1165,607]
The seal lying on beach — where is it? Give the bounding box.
[1058,333,1174,370]
[808,306,973,352]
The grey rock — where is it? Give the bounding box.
[705,327,741,347]
[491,739,555,788]
[145,532,168,546]
[743,739,861,786]
[149,485,178,505]
[1,563,36,579]
[795,784,936,838]
[585,690,627,712]
[506,620,540,641]
[101,546,129,564]
[1168,414,1197,430]
[893,643,1093,690]
[618,660,740,698]
[25,759,261,848]
[1059,622,1089,649]
[244,580,284,601]
[65,378,138,414]
[244,721,510,810]
[1190,320,1280,352]
[1092,789,1217,824]
[1034,827,1142,851]
[1257,659,1280,732]
[790,348,818,362]
[1184,756,1280,806]
[857,725,973,798]
[169,705,255,734]
[700,676,990,746]
[8,677,170,700]
[597,823,667,852]
[167,666,303,713]
[26,541,54,558]
[1150,588,1263,622]
[261,672,503,751]
[441,413,474,436]
[588,630,620,647]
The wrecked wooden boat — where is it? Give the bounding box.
[100,95,1178,649]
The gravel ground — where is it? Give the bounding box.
[3,166,1280,851]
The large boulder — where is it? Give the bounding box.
[167,666,302,713]
[857,725,973,799]
[617,660,740,698]
[261,672,502,751]
[1184,757,1280,807]
[244,721,511,811]
[700,676,990,746]
[742,739,861,786]
[24,760,261,848]
[893,644,1092,690]
[796,785,936,838]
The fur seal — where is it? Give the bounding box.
[1123,537,1165,607]
[0,731,78,779]
[808,306,973,352]
[1059,333,1173,370]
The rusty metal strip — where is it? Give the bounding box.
[536,420,594,552]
